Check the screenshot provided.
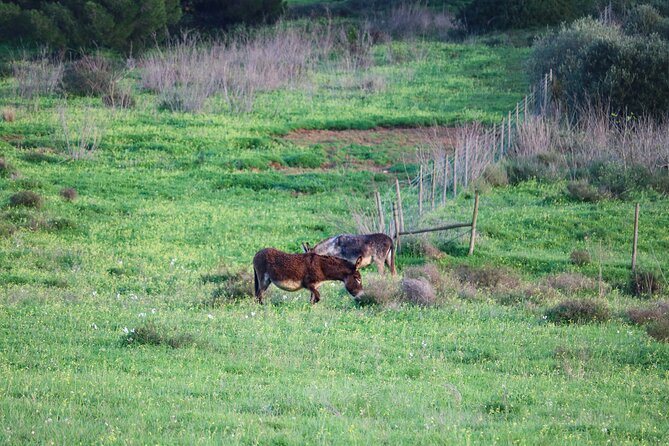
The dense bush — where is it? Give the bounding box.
[624,4,669,40]
[0,1,181,50]
[9,191,43,208]
[530,17,669,117]
[183,0,286,29]
[545,299,610,324]
[458,0,599,32]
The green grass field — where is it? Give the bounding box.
[1,33,669,445]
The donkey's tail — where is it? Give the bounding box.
[253,266,260,299]
[388,241,397,276]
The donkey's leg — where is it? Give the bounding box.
[308,286,321,304]
[375,257,386,275]
[254,269,271,304]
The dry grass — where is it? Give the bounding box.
[628,271,662,297]
[626,300,669,325]
[543,272,597,294]
[570,249,591,266]
[11,50,63,99]
[9,191,43,209]
[376,2,456,40]
[401,278,436,306]
[403,263,457,299]
[119,322,195,348]
[202,264,254,305]
[545,299,610,324]
[2,107,16,122]
[58,106,104,160]
[356,275,402,307]
[60,188,78,201]
[456,265,520,290]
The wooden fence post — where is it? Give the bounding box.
[632,203,640,273]
[464,141,469,189]
[431,161,437,211]
[515,102,519,132]
[375,190,385,234]
[393,201,401,253]
[441,154,448,206]
[500,119,505,158]
[507,111,512,151]
[419,165,423,216]
[524,95,528,120]
[543,73,548,113]
[452,149,458,198]
[395,177,404,232]
[468,191,480,256]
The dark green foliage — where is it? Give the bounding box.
[587,161,656,198]
[0,1,181,50]
[545,299,610,324]
[184,0,286,29]
[624,4,669,40]
[120,322,195,348]
[458,0,599,32]
[531,18,669,117]
[9,191,43,208]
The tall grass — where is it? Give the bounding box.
[11,50,63,99]
[139,21,378,113]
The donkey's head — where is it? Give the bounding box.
[343,256,364,298]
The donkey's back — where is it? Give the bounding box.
[309,233,396,275]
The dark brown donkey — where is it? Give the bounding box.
[253,248,363,304]
[302,233,396,275]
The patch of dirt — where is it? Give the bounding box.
[282,126,457,149]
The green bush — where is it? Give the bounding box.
[458,0,599,32]
[530,17,669,117]
[624,4,669,40]
[183,0,286,29]
[0,1,181,50]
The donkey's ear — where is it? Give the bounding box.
[354,256,363,269]
[301,242,308,253]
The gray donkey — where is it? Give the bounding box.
[302,233,396,275]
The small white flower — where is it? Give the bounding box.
[207,314,214,319]
[91,323,98,330]
[170,258,177,266]
[118,260,123,265]
[422,341,427,348]
[129,294,138,300]
[116,293,121,299]
[151,308,157,314]
[92,291,97,296]
[409,352,414,358]
[138,313,146,318]
[123,327,129,334]
[250,312,256,317]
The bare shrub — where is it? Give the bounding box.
[647,316,669,342]
[511,115,560,158]
[62,54,119,97]
[404,263,457,298]
[545,299,610,324]
[58,106,104,160]
[379,2,456,40]
[629,271,662,297]
[570,249,591,266]
[141,24,324,113]
[357,275,402,306]
[60,188,78,201]
[543,272,597,294]
[456,265,520,290]
[401,277,436,306]
[458,283,478,301]
[493,283,556,306]
[2,107,16,122]
[12,50,63,99]
[9,191,43,208]
[626,300,669,325]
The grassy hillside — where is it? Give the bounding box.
[1,30,668,446]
